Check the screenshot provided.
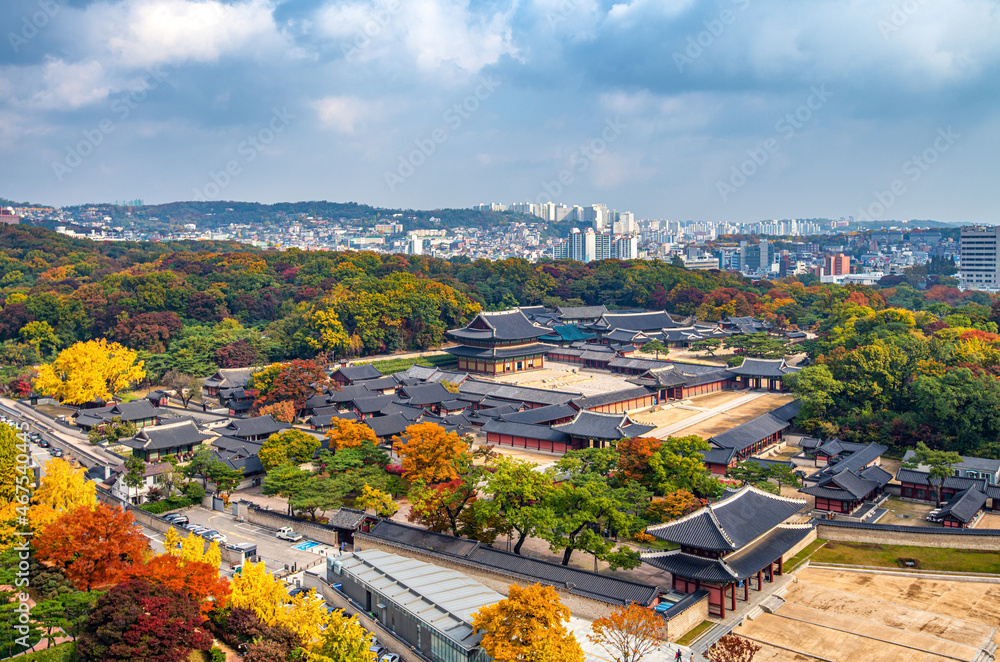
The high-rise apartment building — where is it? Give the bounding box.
[551,229,636,262]
[960,225,1000,291]
[825,253,851,276]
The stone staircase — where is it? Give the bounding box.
[760,595,785,614]
[973,640,997,662]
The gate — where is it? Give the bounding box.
[212,496,225,511]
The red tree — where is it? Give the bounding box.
[34,501,149,590]
[75,579,213,661]
[259,359,330,410]
[215,339,262,368]
[132,555,231,614]
[616,437,661,486]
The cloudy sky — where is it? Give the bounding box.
[1,0,998,222]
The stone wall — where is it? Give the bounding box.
[816,523,1000,550]
[235,501,341,546]
[781,528,818,561]
[663,592,709,642]
[354,534,623,622]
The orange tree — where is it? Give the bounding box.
[616,437,661,486]
[472,583,584,662]
[705,634,762,662]
[324,418,378,454]
[393,422,470,483]
[588,603,667,662]
[33,501,149,590]
[259,400,296,424]
[134,554,231,615]
[645,489,706,523]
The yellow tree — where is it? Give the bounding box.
[34,338,145,404]
[357,484,399,517]
[29,457,97,531]
[306,609,374,662]
[230,560,290,625]
[588,603,668,662]
[394,422,470,484]
[179,530,207,563]
[276,589,331,650]
[472,584,585,662]
[163,527,181,555]
[204,540,221,568]
[324,418,378,454]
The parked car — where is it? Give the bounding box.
[29,433,41,443]
[367,643,386,659]
[276,527,303,542]
[52,449,63,457]
[379,654,400,662]
[185,523,207,533]
[202,531,227,543]
[37,440,49,448]
[166,515,189,526]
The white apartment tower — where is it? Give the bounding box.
[960,225,1000,291]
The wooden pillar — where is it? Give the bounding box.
[744,581,749,601]
[757,571,762,591]
[719,586,725,619]
[730,583,736,612]
[778,556,783,575]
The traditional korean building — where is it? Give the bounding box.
[936,488,988,528]
[120,419,211,462]
[445,310,551,375]
[727,358,800,392]
[643,486,814,618]
[626,365,733,401]
[202,367,260,398]
[801,465,892,514]
[553,410,656,449]
[73,399,161,432]
[331,364,382,386]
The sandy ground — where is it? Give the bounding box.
[973,513,1000,529]
[490,362,635,396]
[631,391,763,429]
[672,393,795,439]
[734,566,1000,662]
[881,497,939,528]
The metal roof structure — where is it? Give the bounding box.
[338,548,503,650]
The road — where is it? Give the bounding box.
[0,397,121,470]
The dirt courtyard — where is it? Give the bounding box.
[734,566,1000,661]
[673,393,795,439]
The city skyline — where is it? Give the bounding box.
[0,0,997,222]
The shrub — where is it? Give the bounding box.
[183,482,207,499]
[209,646,227,662]
[140,495,198,514]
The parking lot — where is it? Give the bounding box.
[144,505,336,575]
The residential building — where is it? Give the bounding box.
[824,253,851,276]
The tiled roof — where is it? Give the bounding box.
[398,382,453,406]
[326,384,375,403]
[937,488,988,523]
[223,415,289,439]
[361,520,659,607]
[365,413,412,438]
[571,387,653,410]
[458,380,580,407]
[444,343,552,359]
[355,375,398,391]
[351,394,398,414]
[499,403,577,425]
[121,419,210,451]
[895,468,988,493]
[73,399,160,424]
[646,485,806,551]
[447,310,549,342]
[595,311,681,331]
[481,418,571,443]
[379,402,426,421]
[709,413,789,452]
[817,443,887,475]
[204,367,260,389]
[307,411,360,427]
[901,449,1000,476]
[554,410,656,440]
[334,364,383,382]
[728,358,800,378]
[556,305,609,320]
[770,400,801,422]
[328,507,368,529]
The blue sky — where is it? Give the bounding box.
[1,0,998,222]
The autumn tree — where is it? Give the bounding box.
[259,429,321,470]
[645,490,705,523]
[259,400,296,424]
[75,579,213,661]
[276,589,331,651]
[135,553,231,614]
[394,422,471,483]
[33,501,149,590]
[254,359,330,411]
[230,560,292,626]
[472,584,585,662]
[588,603,668,662]
[29,457,97,531]
[705,634,762,662]
[484,456,553,554]
[324,417,378,453]
[34,338,145,404]
[616,437,661,487]
[162,368,202,407]
[357,483,399,517]
[308,609,374,662]
[407,477,496,539]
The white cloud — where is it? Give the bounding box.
[22,59,110,110]
[312,95,380,133]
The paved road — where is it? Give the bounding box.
[0,397,120,469]
[650,391,767,439]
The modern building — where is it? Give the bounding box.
[444,310,551,375]
[643,486,815,619]
[824,253,851,276]
[959,225,1000,291]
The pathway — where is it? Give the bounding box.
[650,391,767,439]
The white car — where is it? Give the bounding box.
[380,654,400,662]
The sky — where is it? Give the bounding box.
[1,0,998,223]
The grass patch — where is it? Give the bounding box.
[138,495,200,514]
[812,541,1000,574]
[784,539,827,572]
[19,643,75,661]
[361,354,457,375]
[675,620,715,647]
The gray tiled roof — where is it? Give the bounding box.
[398,382,453,406]
[355,375,398,391]
[571,387,653,410]
[459,380,580,407]
[481,418,571,443]
[307,411,360,427]
[73,399,160,424]
[499,403,577,425]
[223,414,289,439]
[121,420,209,451]
[365,413,412,438]
[646,485,806,551]
[334,364,383,382]
[554,410,656,440]
[595,311,681,331]
[709,413,789,452]
[445,343,552,359]
[938,488,988,523]
[895,468,988,492]
[556,305,609,320]
[351,394,398,414]
[728,358,800,378]
[447,310,549,342]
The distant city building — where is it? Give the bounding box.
[0,207,22,224]
[551,228,636,262]
[824,253,851,276]
[960,225,1000,291]
[409,234,423,255]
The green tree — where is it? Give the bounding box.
[261,463,309,515]
[690,338,722,356]
[123,454,146,503]
[642,340,667,359]
[727,462,778,494]
[484,457,554,555]
[904,441,963,507]
[783,364,842,420]
[258,429,321,471]
[647,435,722,498]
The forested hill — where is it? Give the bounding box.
[4,223,1000,458]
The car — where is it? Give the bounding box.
[379,654,400,662]
[367,643,386,659]
[170,516,190,526]
[163,513,183,521]
[202,531,227,543]
[185,523,206,532]
[52,449,63,457]
[276,527,303,542]
[29,434,40,443]
[37,440,49,448]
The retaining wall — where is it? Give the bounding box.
[816,521,1000,550]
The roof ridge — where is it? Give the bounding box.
[705,507,736,548]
